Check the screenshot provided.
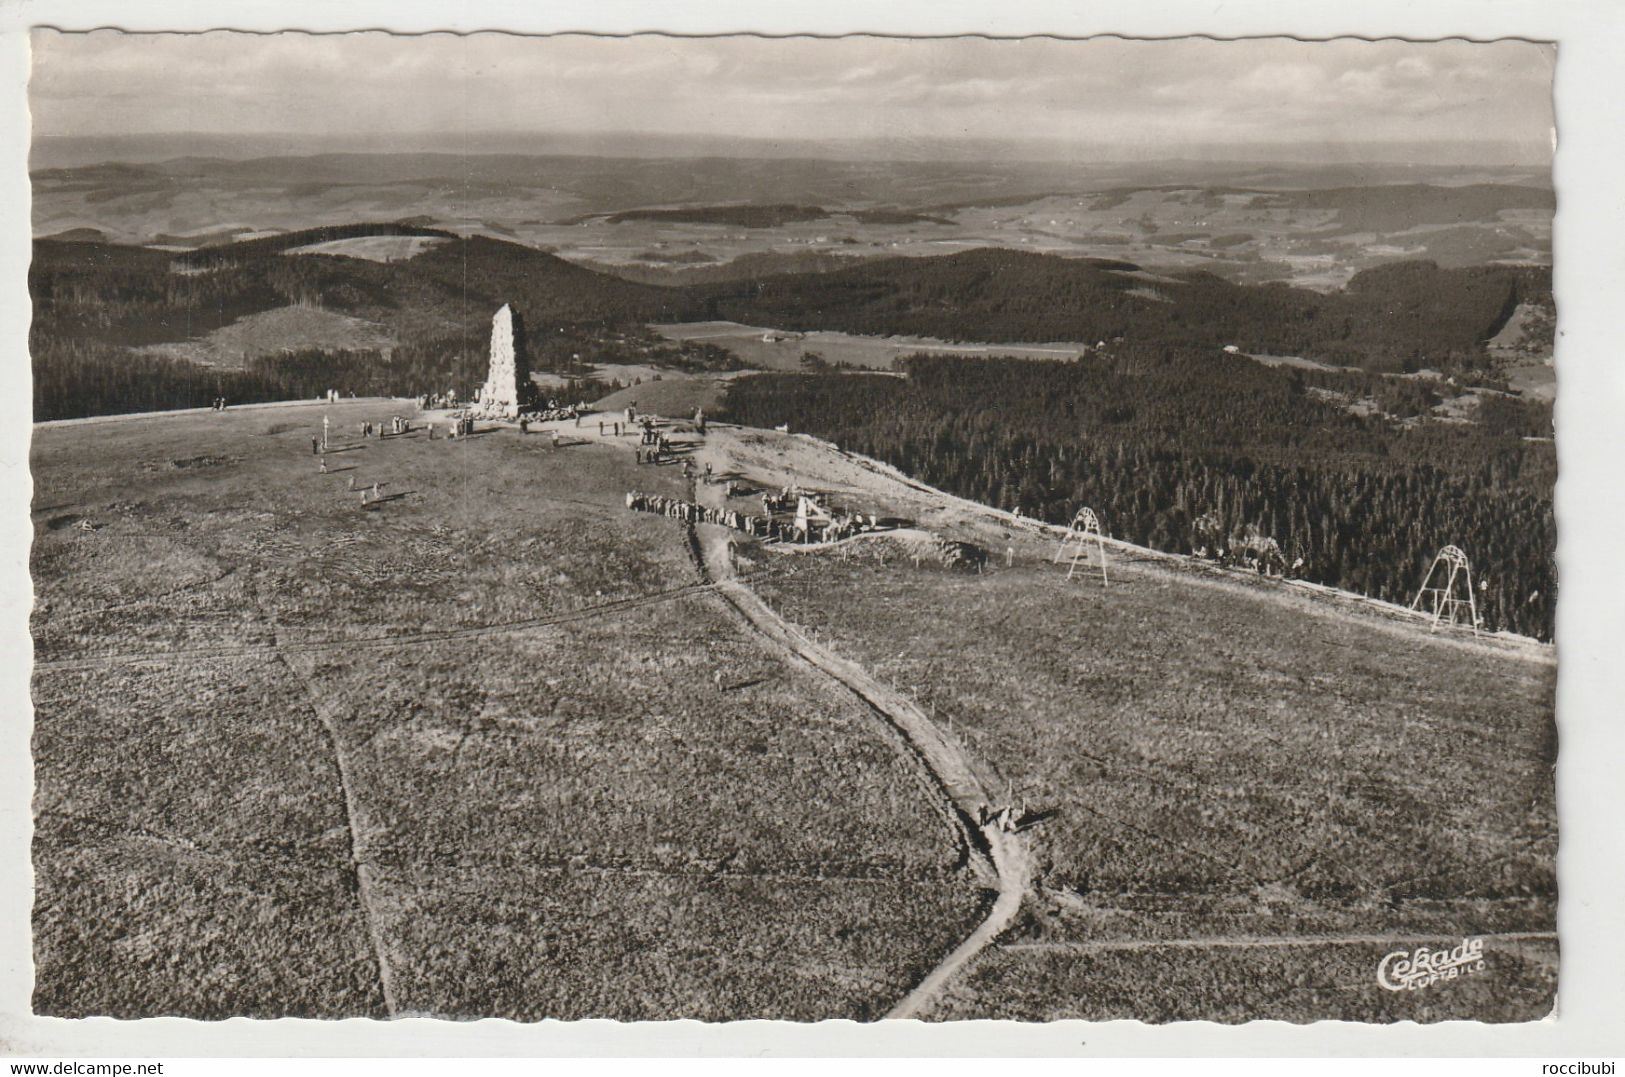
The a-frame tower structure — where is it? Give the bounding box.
[1054,507,1109,587]
[1410,544,1481,635]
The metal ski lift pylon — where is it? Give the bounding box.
[1054,507,1109,587]
[1409,544,1481,635]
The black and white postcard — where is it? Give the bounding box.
[4,0,1623,1062]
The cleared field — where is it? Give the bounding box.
[131,305,395,368]
[742,547,1556,1021]
[283,235,449,262]
[592,372,738,416]
[291,598,966,881]
[30,402,986,1019]
[372,867,986,1021]
[651,321,1090,372]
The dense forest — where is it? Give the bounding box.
[28,234,700,418]
[722,351,1556,640]
[30,230,1559,637]
[31,234,1554,418]
[702,248,1549,375]
[27,234,742,419]
[30,343,393,420]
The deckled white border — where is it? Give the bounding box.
[1,0,1620,1059]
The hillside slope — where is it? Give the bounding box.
[29,399,1555,1023]
[689,421,1554,1021]
[701,247,1544,373]
[29,402,987,1020]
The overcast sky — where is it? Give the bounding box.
[29,31,1555,161]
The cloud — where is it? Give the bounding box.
[28,31,1553,157]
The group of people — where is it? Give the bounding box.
[760,487,803,515]
[531,403,583,423]
[976,804,1022,834]
[209,397,229,412]
[358,416,413,439]
[623,489,894,546]
[772,486,894,544]
[624,492,782,539]
[315,428,389,508]
[635,431,677,464]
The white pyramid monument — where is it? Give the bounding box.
[477,303,535,418]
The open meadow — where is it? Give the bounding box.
[30,401,987,1019]
[28,403,1560,1022]
[651,321,1090,372]
[738,515,1556,1021]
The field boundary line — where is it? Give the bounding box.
[1001,930,1558,955]
[35,579,728,671]
[370,854,962,888]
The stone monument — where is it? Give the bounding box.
[477,303,535,418]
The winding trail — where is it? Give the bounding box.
[685,475,1031,1021]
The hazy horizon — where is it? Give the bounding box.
[30,32,1555,171]
[30,130,1552,173]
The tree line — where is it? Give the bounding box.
[699,249,1551,376]
[722,349,1556,640]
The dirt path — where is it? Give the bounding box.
[685,470,1031,1021]
[243,567,399,1016]
[276,644,401,1016]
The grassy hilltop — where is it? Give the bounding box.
[31,404,985,1019]
[30,402,1555,1021]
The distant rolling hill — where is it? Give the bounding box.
[37,227,109,244]
[32,153,1551,257]
[1278,183,1556,235]
[32,230,1552,382]
[593,203,954,228]
[172,222,458,270]
[583,249,864,286]
[697,247,1549,373]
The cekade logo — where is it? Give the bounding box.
[1377,937,1487,991]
